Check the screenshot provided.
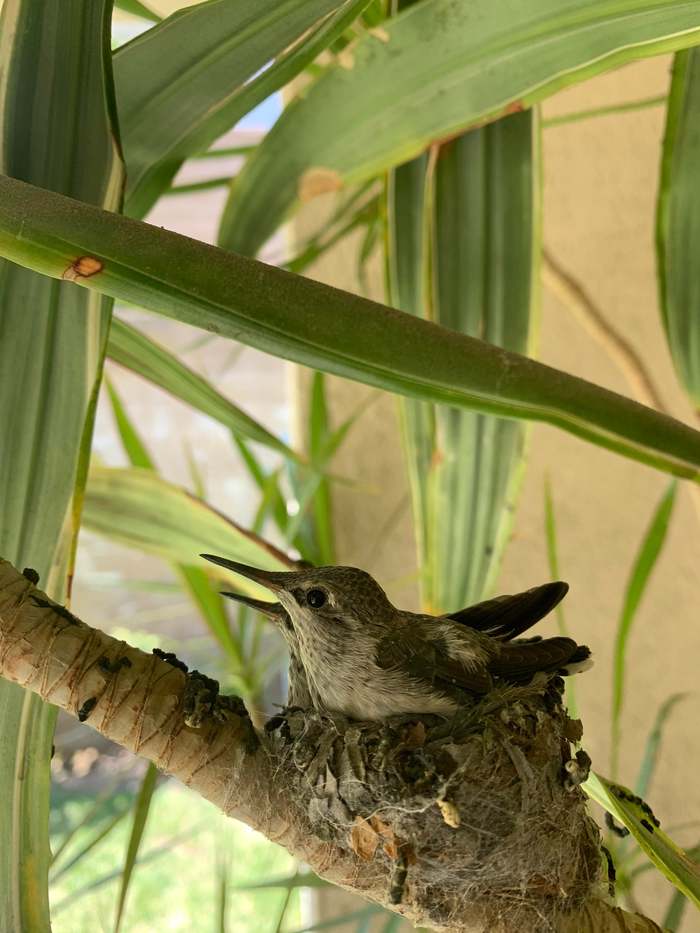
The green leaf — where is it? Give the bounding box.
[635,693,687,799]
[107,317,299,460]
[115,0,372,217]
[51,824,197,914]
[83,466,294,596]
[220,0,700,256]
[429,113,535,609]
[50,807,130,883]
[105,377,155,470]
[543,93,667,128]
[235,872,330,891]
[584,772,700,908]
[115,0,161,21]
[543,477,577,719]
[664,887,690,931]
[287,907,381,933]
[611,481,677,779]
[113,763,159,932]
[390,111,537,612]
[309,372,336,564]
[177,564,246,672]
[3,178,700,482]
[215,850,230,933]
[105,366,255,679]
[166,175,233,197]
[50,779,125,868]
[0,2,123,930]
[656,48,700,410]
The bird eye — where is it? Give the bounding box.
[306,588,327,609]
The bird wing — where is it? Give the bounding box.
[374,625,492,695]
[489,636,588,682]
[445,581,568,640]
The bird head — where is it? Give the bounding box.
[200,554,394,636]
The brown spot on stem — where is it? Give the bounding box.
[63,256,103,282]
[503,100,525,115]
[298,168,343,202]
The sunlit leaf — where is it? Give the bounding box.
[220,0,700,255]
[115,0,160,21]
[115,0,373,216]
[83,467,294,598]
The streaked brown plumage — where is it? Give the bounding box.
[203,555,591,721]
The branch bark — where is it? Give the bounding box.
[0,558,663,932]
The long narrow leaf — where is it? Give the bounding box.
[584,772,700,908]
[611,481,677,778]
[219,0,700,255]
[0,2,123,929]
[115,0,160,21]
[51,823,198,914]
[664,887,690,930]
[115,0,372,217]
[391,111,538,613]
[113,763,159,933]
[635,693,687,799]
[656,48,700,410]
[105,377,155,469]
[2,178,700,481]
[104,380,248,673]
[543,478,577,718]
[50,807,131,883]
[83,467,295,595]
[107,317,298,460]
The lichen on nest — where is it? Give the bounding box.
[264,675,602,932]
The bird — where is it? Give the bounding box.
[201,555,591,721]
[217,589,312,709]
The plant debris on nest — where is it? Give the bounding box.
[265,675,602,932]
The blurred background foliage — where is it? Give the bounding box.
[1,0,700,930]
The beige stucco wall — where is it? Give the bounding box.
[296,56,699,930]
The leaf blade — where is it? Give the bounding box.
[656,48,700,410]
[0,2,123,929]
[115,0,371,217]
[2,177,700,481]
[611,481,677,778]
[220,0,700,255]
[584,772,700,908]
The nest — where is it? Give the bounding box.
[264,675,602,933]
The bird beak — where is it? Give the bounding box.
[200,554,291,596]
[220,590,289,625]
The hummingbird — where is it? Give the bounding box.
[201,555,591,721]
[217,589,312,709]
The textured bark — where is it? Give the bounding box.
[0,558,662,932]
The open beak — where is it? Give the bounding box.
[200,555,297,629]
[219,590,289,625]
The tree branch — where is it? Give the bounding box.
[0,558,662,931]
